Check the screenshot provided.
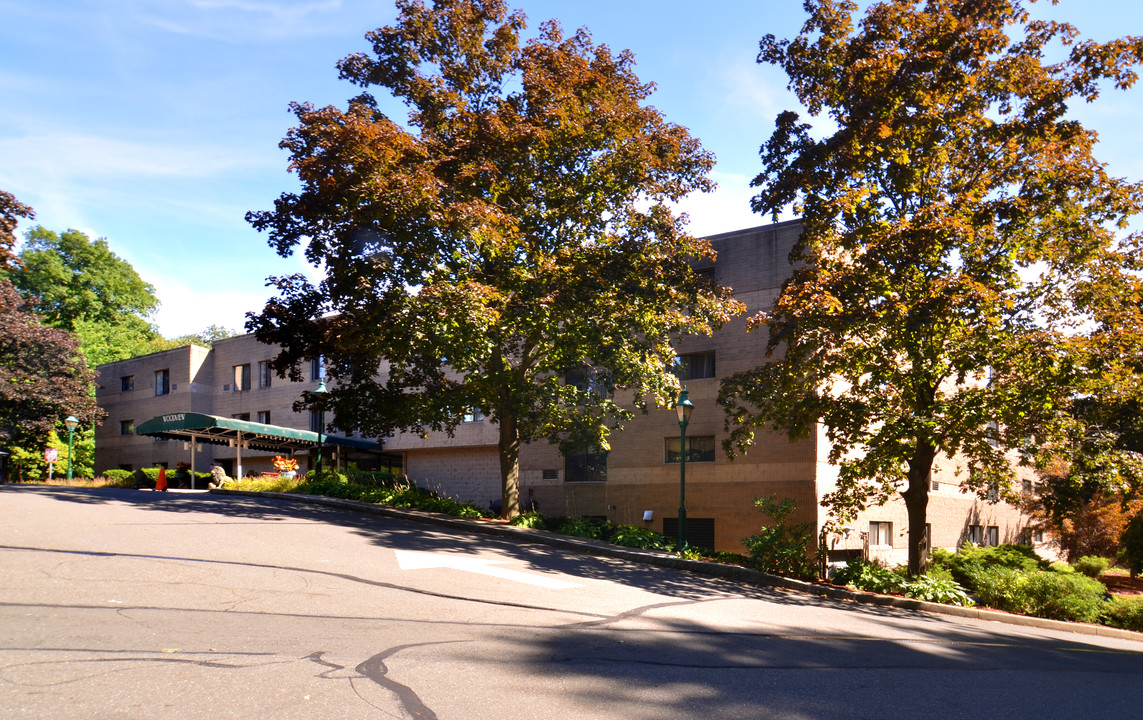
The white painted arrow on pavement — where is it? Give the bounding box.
[394,550,582,589]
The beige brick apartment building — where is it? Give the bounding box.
[95,220,1040,561]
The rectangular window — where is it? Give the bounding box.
[662,518,716,550]
[154,369,170,396]
[1022,479,1033,495]
[232,413,250,421]
[462,408,484,423]
[695,267,716,287]
[311,356,324,381]
[674,351,716,380]
[1033,529,1044,543]
[257,410,271,425]
[869,521,893,546]
[258,360,272,389]
[233,363,251,392]
[665,435,716,463]
[120,375,134,391]
[565,445,607,483]
[930,479,940,492]
[986,526,1000,547]
[120,419,134,435]
[968,524,984,545]
[565,367,609,397]
[118,464,132,471]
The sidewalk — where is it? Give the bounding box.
[211,487,1143,643]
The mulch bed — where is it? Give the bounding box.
[1103,573,1143,596]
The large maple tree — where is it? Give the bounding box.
[247,0,740,516]
[722,0,1143,574]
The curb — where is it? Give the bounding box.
[211,488,1143,643]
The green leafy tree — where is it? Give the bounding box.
[167,324,239,348]
[2,226,163,365]
[721,0,1143,575]
[246,0,742,517]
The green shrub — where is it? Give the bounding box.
[509,511,547,529]
[904,574,973,606]
[348,469,401,487]
[742,494,816,578]
[99,469,133,483]
[971,566,1029,612]
[609,525,675,551]
[1101,595,1143,632]
[973,567,1107,623]
[1073,555,1110,578]
[930,543,1047,591]
[1022,571,1107,623]
[833,559,907,594]
[558,517,610,540]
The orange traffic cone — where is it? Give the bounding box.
[156,467,168,492]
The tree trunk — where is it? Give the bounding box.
[902,443,937,577]
[498,410,521,519]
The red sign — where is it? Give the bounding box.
[44,448,58,462]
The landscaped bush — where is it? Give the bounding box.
[558,517,610,540]
[1074,555,1110,578]
[509,511,548,529]
[903,574,973,606]
[609,524,675,551]
[742,494,816,578]
[973,567,1107,623]
[833,559,908,594]
[347,469,402,487]
[98,469,134,486]
[1101,595,1143,632]
[929,543,1047,590]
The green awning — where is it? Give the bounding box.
[134,412,383,453]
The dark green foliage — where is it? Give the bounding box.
[929,544,1048,589]
[347,469,402,487]
[608,525,675,551]
[972,567,1108,623]
[903,575,973,606]
[99,469,133,483]
[742,494,815,578]
[832,559,908,594]
[557,517,611,540]
[509,511,548,529]
[1101,595,1143,632]
[290,476,490,519]
[1120,511,1143,578]
[1074,555,1110,578]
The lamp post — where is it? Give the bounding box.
[674,387,694,551]
[64,415,78,481]
[314,378,327,478]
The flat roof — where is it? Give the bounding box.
[134,412,383,454]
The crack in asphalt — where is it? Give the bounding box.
[355,643,461,720]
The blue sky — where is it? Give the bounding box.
[2,0,1141,337]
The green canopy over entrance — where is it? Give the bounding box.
[134,412,388,484]
[134,412,380,453]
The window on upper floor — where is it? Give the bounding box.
[664,435,716,463]
[258,360,272,389]
[257,410,271,425]
[120,375,134,391]
[311,356,325,381]
[462,408,484,423]
[232,413,250,421]
[233,364,251,392]
[120,419,134,435]
[154,369,170,396]
[674,351,716,381]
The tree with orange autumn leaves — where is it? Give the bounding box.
[247,0,741,517]
[722,0,1143,575]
